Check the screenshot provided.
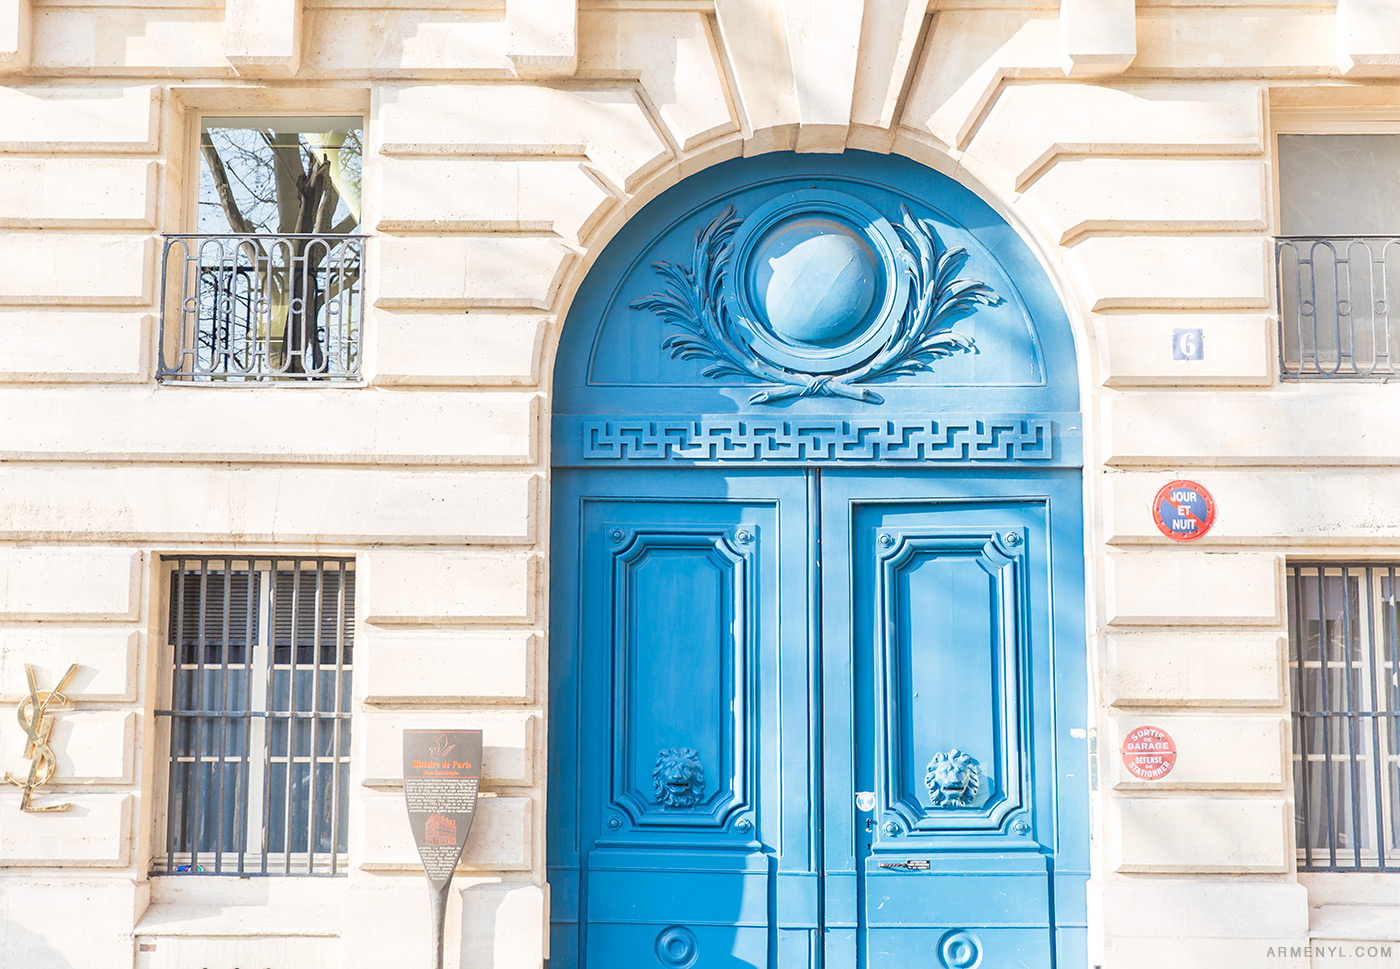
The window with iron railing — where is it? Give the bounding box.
[1288,563,1400,871]
[158,117,364,382]
[1276,133,1400,378]
[154,557,354,876]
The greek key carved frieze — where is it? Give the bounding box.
[581,418,1054,464]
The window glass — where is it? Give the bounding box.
[1278,134,1400,236]
[198,116,362,236]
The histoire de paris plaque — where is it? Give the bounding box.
[403,729,483,969]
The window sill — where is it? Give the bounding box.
[137,875,345,938]
[1302,872,1400,941]
[154,379,368,389]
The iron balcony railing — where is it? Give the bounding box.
[159,233,365,382]
[1277,236,1400,379]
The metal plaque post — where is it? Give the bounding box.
[403,730,483,969]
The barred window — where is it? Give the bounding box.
[155,557,355,875]
[1289,563,1400,870]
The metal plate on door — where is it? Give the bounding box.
[878,860,931,871]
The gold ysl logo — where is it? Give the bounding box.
[4,663,81,812]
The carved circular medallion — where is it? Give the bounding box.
[939,930,983,969]
[655,926,699,968]
[727,191,908,375]
[750,217,876,344]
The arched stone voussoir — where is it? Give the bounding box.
[576,10,739,155]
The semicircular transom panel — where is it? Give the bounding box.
[554,151,1080,469]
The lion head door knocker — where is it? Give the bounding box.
[653,747,706,808]
[924,749,984,808]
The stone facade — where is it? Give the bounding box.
[1,0,1397,967]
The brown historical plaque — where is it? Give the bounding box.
[403,729,483,969]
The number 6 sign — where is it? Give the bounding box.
[1172,328,1204,361]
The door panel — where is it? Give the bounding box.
[608,525,750,828]
[821,471,1087,969]
[549,470,819,969]
[549,469,1087,969]
[874,529,1024,832]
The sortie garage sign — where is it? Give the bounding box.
[1121,725,1177,780]
[1151,479,1215,542]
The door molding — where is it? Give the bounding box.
[547,150,1091,968]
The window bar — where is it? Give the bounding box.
[331,562,347,875]
[1365,247,1386,374]
[1335,246,1354,374]
[1316,567,1338,867]
[1366,567,1388,869]
[261,558,279,875]
[285,559,301,874]
[327,241,343,372]
[1389,567,1400,862]
[188,561,212,874]
[238,563,255,876]
[1291,569,1314,869]
[304,241,319,377]
[232,252,249,375]
[1385,243,1400,375]
[253,245,268,375]
[1338,565,1364,868]
[165,565,188,873]
[187,244,202,374]
[286,244,300,377]
[1351,244,1368,372]
[157,239,172,373]
[1328,243,1346,376]
[1300,244,1319,374]
[307,559,324,873]
[214,565,232,874]
[298,240,313,377]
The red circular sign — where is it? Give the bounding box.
[1121,726,1177,780]
[1151,479,1215,542]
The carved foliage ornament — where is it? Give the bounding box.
[630,193,1003,405]
[653,747,706,808]
[924,748,982,808]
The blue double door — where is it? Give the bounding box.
[548,467,1087,969]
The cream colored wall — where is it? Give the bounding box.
[2,0,1397,967]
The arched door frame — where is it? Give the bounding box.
[541,145,1102,969]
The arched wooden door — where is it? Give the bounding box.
[548,152,1087,969]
